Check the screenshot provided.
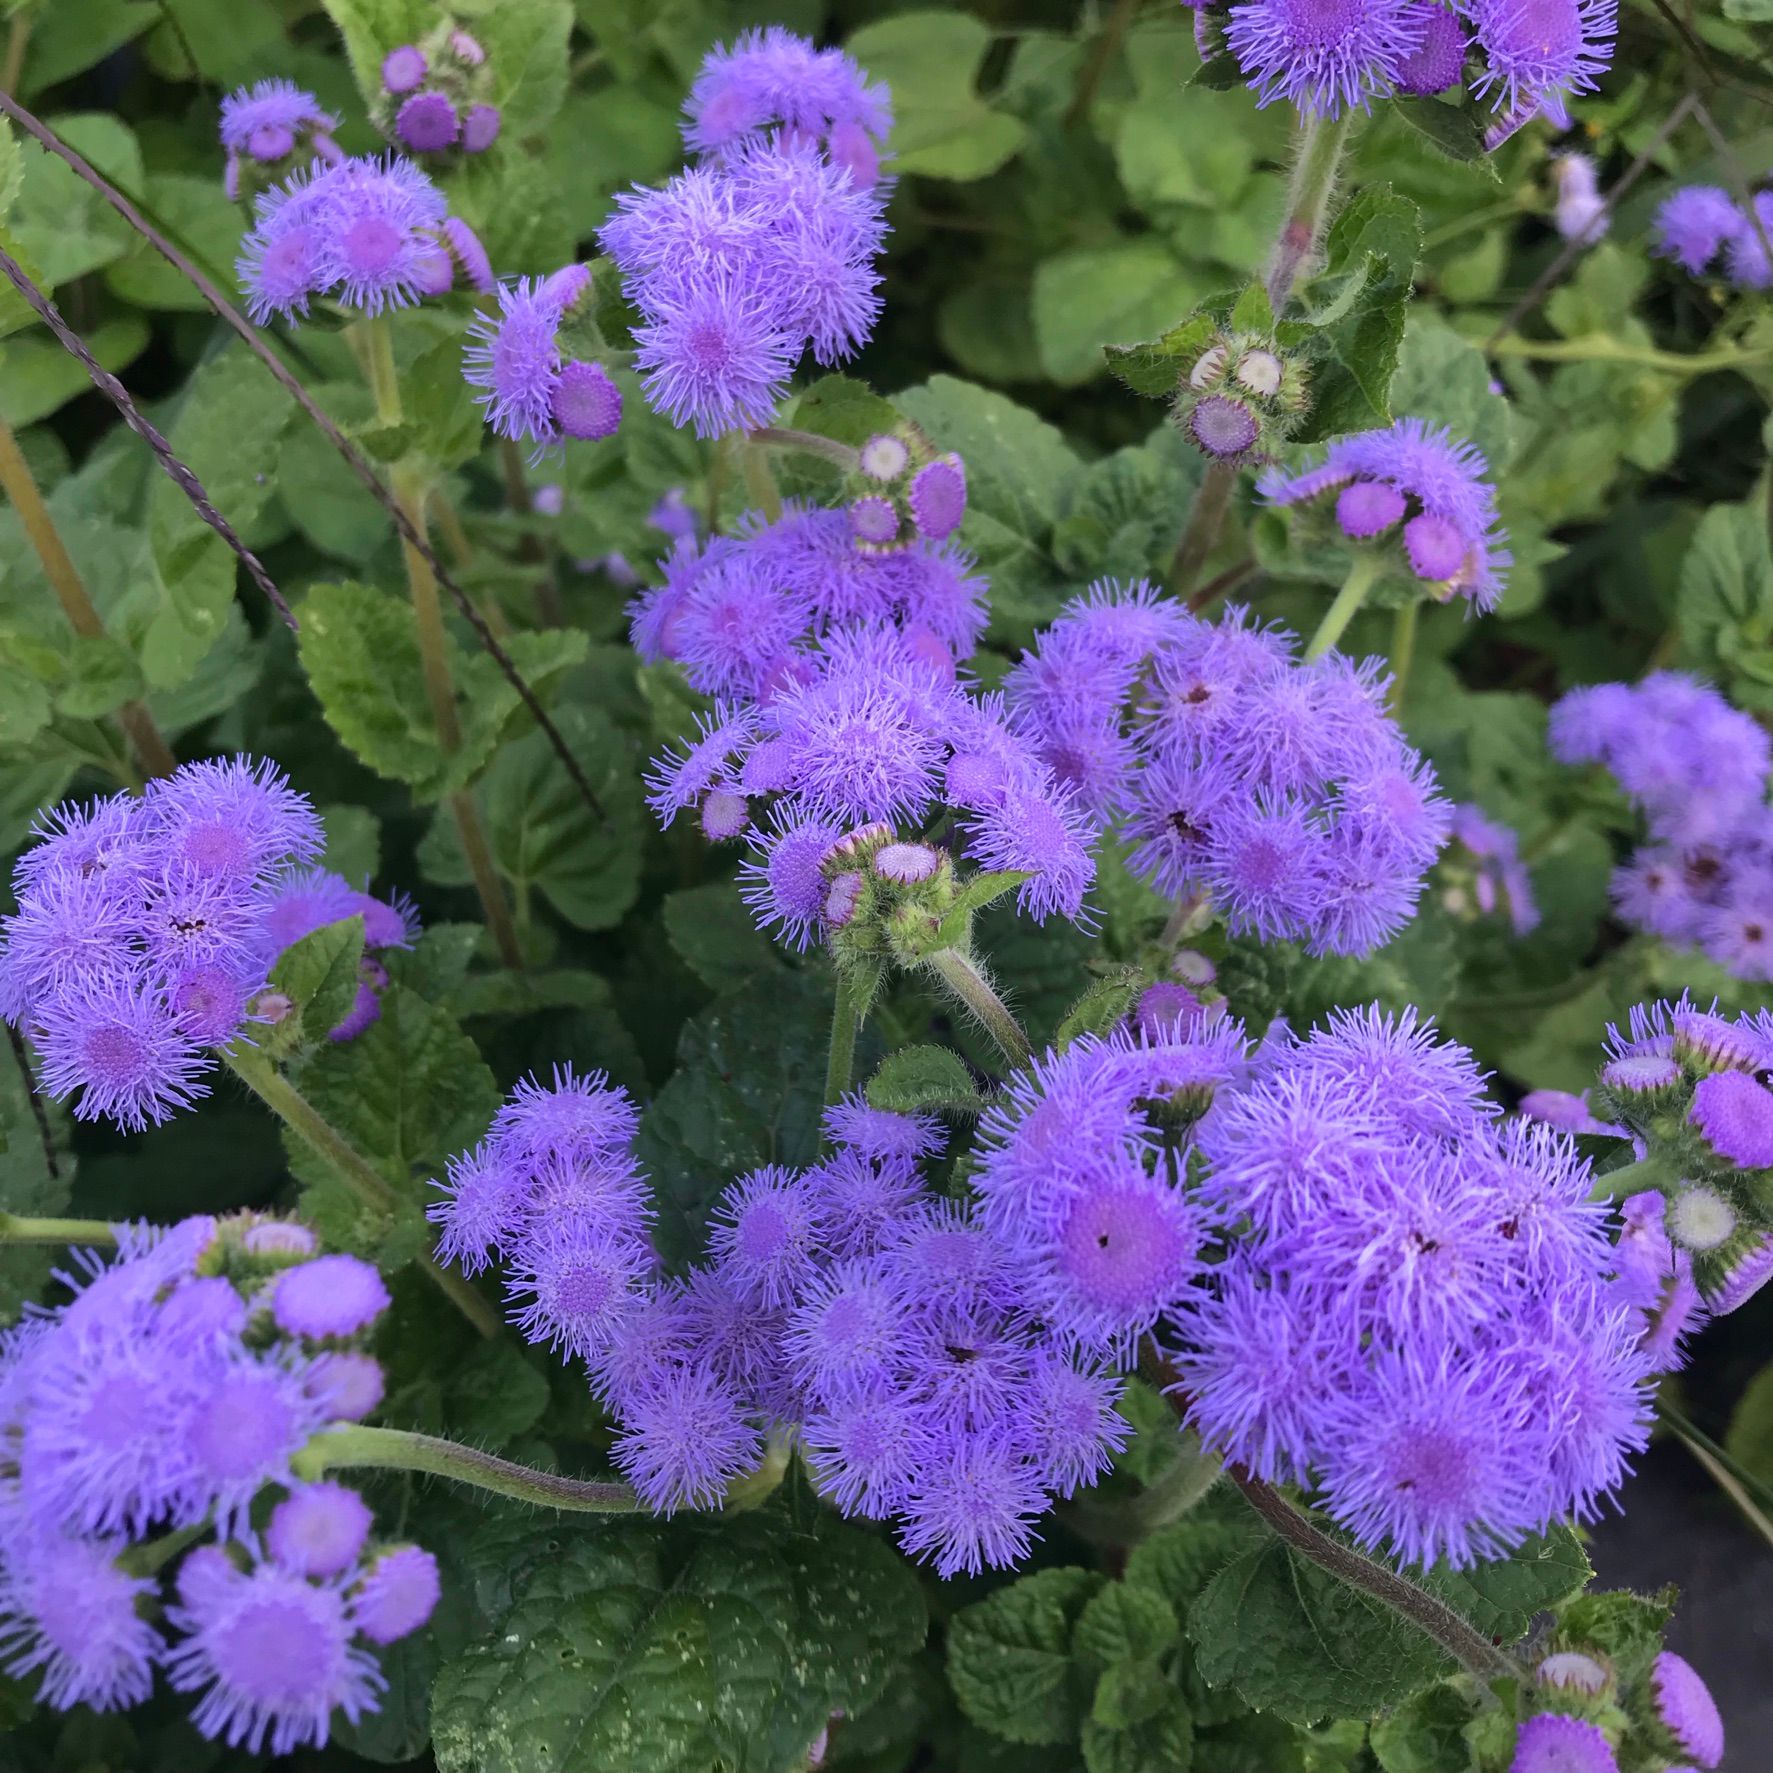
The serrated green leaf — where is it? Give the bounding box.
[662,884,790,993]
[1419,1529,1590,1643]
[1082,1683,1194,1773]
[1089,1658,1172,1730]
[1104,313,1218,400]
[1076,1585,1180,1667]
[268,915,366,1049]
[1124,1509,1262,1614]
[443,1338,551,1451]
[1389,97,1501,177]
[1550,1588,1672,1690]
[1034,241,1204,387]
[947,1568,1104,1745]
[1369,1681,1474,1773]
[1189,1538,1448,1725]
[1679,501,1773,713]
[866,1043,982,1115]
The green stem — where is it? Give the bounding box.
[741,434,784,522]
[1388,598,1419,713]
[824,971,863,1116]
[0,1212,118,1246]
[1070,1432,1224,1546]
[1487,334,1771,375]
[924,948,1031,1068]
[360,312,402,425]
[1169,458,1238,598]
[295,1424,643,1512]
[1304,552,1380,662]
[748,425,863,473]
[1230,1473,1517,1683]
[119,1522,208,1579]
[1265,110,1356,314]
[222,1045,502,1339]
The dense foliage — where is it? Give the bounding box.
[0,1,1770,1770]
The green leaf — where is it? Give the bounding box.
[1052,424,1203,587]
[7,114,142,288]
[1075,1585,1180,1666]
[866,1043,982,1115]
[1369,1682,1475,1773]
[1550,1588,1672,1689]
[1726,1361,1773,1486]
[0,1033,75,1324]
[1123,1510,1262,1615]
[297,581,587,801]
[0,316,149,430]
[1388,98,1501,177]
[1082,1684,1194,1773]
[1034,242,1205,387]
[1678,501,1773,713]
[1188,1538,1448,1725]
[456,0,576,138]
[846,11,1028,181]
[1385,315,1515,472]
[267,915,366,1050]
[432,1512,924,1773]
[1089,1658,1173,1729]
[636,974,831,1264]
[1103,313,1217,400]
[443,1338,551,1451]
[418,704,640,931]
[1419,1529,1591,1643]
[947,1566,1105,1745]
[662,884,791,993]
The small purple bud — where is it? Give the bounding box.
[859,433,910,481]
[242,1222,318,1258]
[255,991,294,1024]
[305,1351,385,1421]
[1188,344,1227,390]
[1691,1070,1773,1169]
[825,872,865,927]
[396,92,460,153]
[441,216,493,293]
[533,483,565,517]
[1336,480,1406,538]
[1509,1715,1618,1773]
[413,244,454,297]
[553,361,624,440]
[828,821,895,861]
[1404,511,1468,582]
[541,262,592,311]
[1396,2,1469,94]
[381,45,427,94]
[1710,1234,1773,1314]
[247,123,296,163]
[826,119,880,189]
[701,789,751,842]
[462,103,502,154]
[849,495,900,547]
[448,28,486,65]
[1602,1053,1681,1094]
[909,455,966,541]
[1651,1651,1724,1769]
[873,842,942,883]
[1173,950,1217,987]
[1189,394,1259,459]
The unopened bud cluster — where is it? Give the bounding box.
[1173,329,1309,465]
[846,426,968,553]
[379,21,502,158]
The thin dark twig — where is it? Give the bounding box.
[5,1023,60,1183]
[1485,94,1697,350]
[0,247,298,628]
[0,94,605,823]
[1187,555,1258,613]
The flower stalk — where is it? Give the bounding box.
[923,947,1031,1068]
[1265,109,1356,313]
[0,1212,119,1247]
[749,425,863,473]
[824,970,865,1113]
[1304,550,1381,662]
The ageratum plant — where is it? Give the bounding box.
[0,4,1767,1772]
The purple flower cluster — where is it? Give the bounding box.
[1550,674,1773,979]
[1259,418,1511,610]
[463,264,623,450]
[0,760,417,1127]
[1,761,317,1129]
[1175,1006,1655,1567]
[1654,183,1773,288]
[1442,803,1539,935]
[218,80,341,199]
[973,1017,1251,1358]
[631,500,987,697]
[1225,0,1615,126]
[435,1086,1132,1575]
[426,1066,653,1360]
[1599,998,1773,1317]
[684,26,893,190]
[600,51,889,437]
[379,31,502,158]
[645,621,1100,928]
[0,1215,434,1751]
[1006,584,1450,956]
[238,153,492,324]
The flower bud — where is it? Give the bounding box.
[824,871,866,927]
[1173,327,1309,465]
[1537,1651,1610,1695]
[1668,1184,1737,1252]
[873,842,943,884]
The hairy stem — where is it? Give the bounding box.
[1230,1473,1517,1683]
[0,1212,119,1247]
[1265,110,1355,314]
[1071,1432,1224,1546]
[748,425,863,473]
[1304,551,1380,662]
[1388,598,1419,713]
[742,434,784,523]
[1487,333,1769,375]
[1169,458,1238,598]
[0,410,176,779]
[295,1424,643,1512]
[222,1046,501,1338]
[924,948,1032,1068]
[824,972,863,1116]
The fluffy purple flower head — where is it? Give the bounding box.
[738,811,844,951]
[490,1064,641,1169]
[631,267,794,437]
[33,978,211,1132]
[823,1093,940,1164]
[1226,0,1423,117]
[1690,1069,1773,1169]
[1653,185,1747,275]
[267,1483,374,1579]
[612,1364,761,1514]
[167,1553,383,1755]
[504,1220,648,1358]
[180,1357,328,1531]
[1467,0,1617,114]
[1260,418,1510,609]
[708,1167,829,1308]
[898,1436,1046,1579]
[1723,189,1773,290]
[220,79,339,167]
[1509,1713,1620,1773]
[0,1535,162,1711]
[351,1545,441,1645]
[552,360,624,440]
[396,92,459,153]
[270,1255,392,1341]
[1190,393,1262,460]
[463,271,613,449]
